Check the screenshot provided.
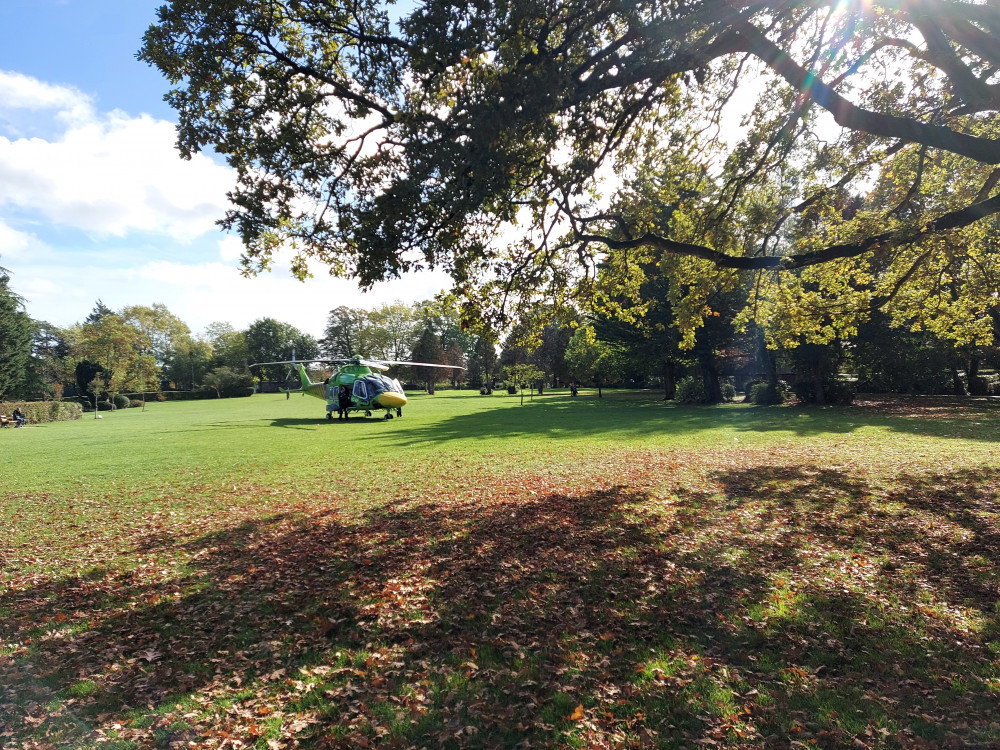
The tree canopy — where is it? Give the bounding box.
[245,317,319,379]
[141,0,1000,345]
[0,268,32,400]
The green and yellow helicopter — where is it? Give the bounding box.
[252,355,460,420]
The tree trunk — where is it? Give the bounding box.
[812,362,826,406]
[696,348,723,404]
[662,359,676,400]
[968,356,986,395]
[764,348,778,394]
[951,366,965,396]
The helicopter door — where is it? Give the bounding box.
[353,380,368,402]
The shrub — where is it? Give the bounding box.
[793,379,856,404]
[674,376,707,404]
[129,399,144,408]
[968,376,989,397]
[825,380,856,405]
[97,401,115,411]
[749,381,785,405]
[113,394,131,410]
[720,383,737,402]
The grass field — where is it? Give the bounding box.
[2,389,999,749]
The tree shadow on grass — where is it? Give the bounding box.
[381,393,1000,447]
[1,466,999,748]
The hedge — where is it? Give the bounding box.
[154,388,254,401]
[0,400,84,424]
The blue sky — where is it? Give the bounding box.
[0,0,449,339]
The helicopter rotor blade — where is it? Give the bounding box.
[249,357,465,372]
[376,360,466,370]
[250,359,347,368]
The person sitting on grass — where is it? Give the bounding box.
[12,407,26,427]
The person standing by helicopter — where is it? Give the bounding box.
[337,385,351,420]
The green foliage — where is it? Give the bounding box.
[245,318,319,381]
[112,395,131,410]
[852,313,959,394]
[720,383,737,402]
[0,271,32,400]
[76,308,159,395]
[204,322,249,372]
[120,304,191,368]
[749,382,786,406]
[788,342,845,406]
[162,337,213,391]
[565,325,626,396]
[410,326,447,390]
[502,363,546,402]
[791,379,856,406]
[203,366,254,398]
[75,361,104,402]
[826,380,857,406]
[140,0,1000,348]
[26,321,74,401]
[321,306,370,358]
[674,376,707,405]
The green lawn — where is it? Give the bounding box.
[1,390,999,748]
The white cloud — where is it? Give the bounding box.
[0,71,234,242]
[0,71,453,335]
[0,113,233,241]
[0,69,94,125]
[0,218,36,260]
[218,234,245,262]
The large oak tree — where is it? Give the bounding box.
[141,0,1000,345]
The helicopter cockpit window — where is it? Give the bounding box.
[353,380,368,400]
[362,375,394,396]
[390,378,403,394]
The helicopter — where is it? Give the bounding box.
[251,355,462,420]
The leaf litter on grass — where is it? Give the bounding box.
[2,400,1000,748]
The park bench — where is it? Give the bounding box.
[0,415,13,428]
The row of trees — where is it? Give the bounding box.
[0,272,490,403]
[3,255,997,407]
[0,276,323,403]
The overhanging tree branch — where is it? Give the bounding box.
[572,191,1000,271]
[733,22,1000,164]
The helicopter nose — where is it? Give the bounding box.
[379,392,406,408]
